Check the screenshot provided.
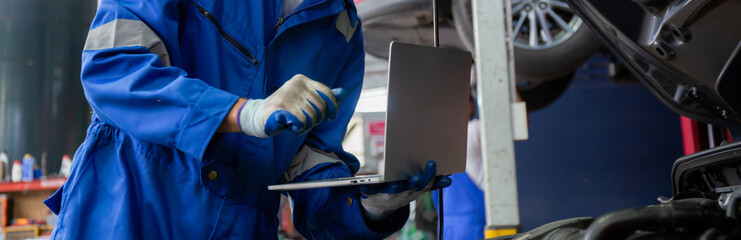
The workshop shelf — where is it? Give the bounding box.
[0,178,66,193]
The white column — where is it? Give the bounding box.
[472,0,522,237]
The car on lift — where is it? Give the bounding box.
[354,0,602,111]
[494,0,741,239]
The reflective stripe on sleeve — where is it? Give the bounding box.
[335,10,357,43]
[84,19,172,66]
[282,145,346,183]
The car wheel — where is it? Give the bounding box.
[453,0,600,83]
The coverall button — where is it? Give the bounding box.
[208,170,218,180]
[347,197,353,206]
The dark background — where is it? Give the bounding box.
[0,0,97,174]
[515,54,683,230]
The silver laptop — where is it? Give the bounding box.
[268,42,471,191]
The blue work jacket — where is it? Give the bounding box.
[433,173,486,240]
[44,0,408,239]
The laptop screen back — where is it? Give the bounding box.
[382,42,472,182]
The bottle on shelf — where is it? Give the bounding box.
[22,154,35,182]
[60,154,72,177]
[0,151,7,181]
[41,151,47,179]
[1,152,9,182]
[11,161,21,183]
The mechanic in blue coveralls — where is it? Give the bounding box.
[43,0,450,239]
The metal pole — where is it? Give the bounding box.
[472,0,521,238]
[433,0,440,47]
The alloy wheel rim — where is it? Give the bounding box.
[511,0,583,50]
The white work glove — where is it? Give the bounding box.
[359,161,452,221]
[238,74,345,138]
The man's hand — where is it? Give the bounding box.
[237,74,346,138]
[359,161,452,221]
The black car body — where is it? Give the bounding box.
[493,1,741,239]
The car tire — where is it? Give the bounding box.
[519,72,574,112]
[452,0,600,81]
[452,0,598,111]
[452,0,602,81]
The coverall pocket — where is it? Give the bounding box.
[179,2,260,96]
[200,159,239,198]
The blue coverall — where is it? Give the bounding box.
[433,173,486,240]
[43,0,408,239]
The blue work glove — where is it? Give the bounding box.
[238,74,346,138]
[359,161,452,221]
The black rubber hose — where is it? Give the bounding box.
[699,228,722,240]
[583,198,727,240]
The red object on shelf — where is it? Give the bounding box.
[0,178,66,193]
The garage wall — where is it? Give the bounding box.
[514,54,684,230]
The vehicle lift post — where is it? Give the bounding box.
[472,0,527,237]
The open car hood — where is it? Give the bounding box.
[565,0,741,136]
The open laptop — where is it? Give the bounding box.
[268,42,472,191]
